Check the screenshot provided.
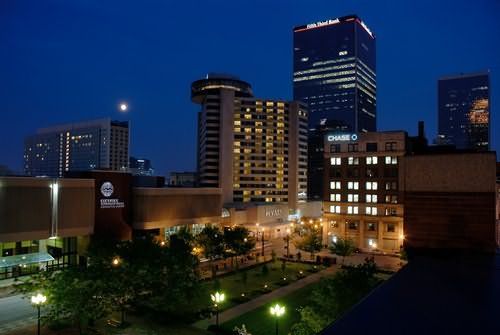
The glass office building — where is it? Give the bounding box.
[293,15,376,132]
[293,15,376,199]
[438,72,490,150]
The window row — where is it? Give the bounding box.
[330,156,399,166]
[329,141,399,153]
[331,181,398,191]
[328,206,398,216]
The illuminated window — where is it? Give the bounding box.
[385,156,398,165]
[330,205,341,213]
[330,157,341,166]
[347,206,358,214]
[347,194,358,202]
[366,156,378,165]
[347,181,359,190]
[366,194,378,203]
[366,182,378,190]
[330,193,341,202]
[365,206,378,216]
[348,157,359,165]
[330,181,341,190]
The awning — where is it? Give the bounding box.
[0,252,55,268]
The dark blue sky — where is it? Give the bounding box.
[1,0,498,175]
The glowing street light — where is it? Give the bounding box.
[31,293,47,335]
[112,257,120,266]
[211,291,225,328]
[270,303,285,335]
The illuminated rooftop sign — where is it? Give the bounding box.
[327,134,358,142]
[294,16,374,39]
[306,18,339,29]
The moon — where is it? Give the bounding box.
[119,103,128,112]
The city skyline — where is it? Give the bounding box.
[1,0,499,175]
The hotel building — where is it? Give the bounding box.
[323,131,405,252]
[24,118,129,177]
[192,74,308,209]
[293,15,377,200]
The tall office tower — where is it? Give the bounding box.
[438,72,490,150]
[293,15,377,199]
[192,74,308,208]
[129,157,154,176]
[24,118,129,177]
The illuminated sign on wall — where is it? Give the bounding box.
[265,208,283,217]
[99,181,125,209]
[327,134,358,142]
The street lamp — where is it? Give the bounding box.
[284,228,291,258]
[270,303,285,335]
[211,291,225,328]
[31,293,47,335]
[261,227,265,257]
[112,257,120,266]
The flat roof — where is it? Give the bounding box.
[322,253,500,335]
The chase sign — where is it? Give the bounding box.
[327,134,358,142]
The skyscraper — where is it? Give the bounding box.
[293,15,377,200]
[24,118,129,177]
[129,157,154,176]
[192,74,308,208]
[438,71,490,150]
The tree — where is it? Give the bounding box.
[329,237,356,264]
[293,226,322,259]
[291,259,379,335]
[196,225,225,278]
[224,226,255,268]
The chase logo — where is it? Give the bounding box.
[100,182,114,197]
[327,134,358,142]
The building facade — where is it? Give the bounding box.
[24,118,129,177]
[169,171,197,187]
[192,74,308,208]
[293,15,377,200]
[401,152,497,253]
[323,131,405,252]
[438,71,490,150]
[129,157,154,176]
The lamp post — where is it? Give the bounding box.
[284,228,290,258]
[270,303,285,335]
[31,293,47,335]
[211,291,225,329]
[261,227,265,257]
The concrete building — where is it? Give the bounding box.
[0,177,95,279]
[323,131,406,252]
[24,118,129,177]
[192,74,308,209]
[0,172,222,280]
[322,124,497,254]
[401,152,497,253]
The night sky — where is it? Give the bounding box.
[1,0,499,175]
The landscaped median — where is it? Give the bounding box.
[213,258,387,335]
[192,260,325,326]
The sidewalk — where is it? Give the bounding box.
[193,265,339,330]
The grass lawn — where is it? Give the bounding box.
[192,262,320,312]
[220,282,316,335]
